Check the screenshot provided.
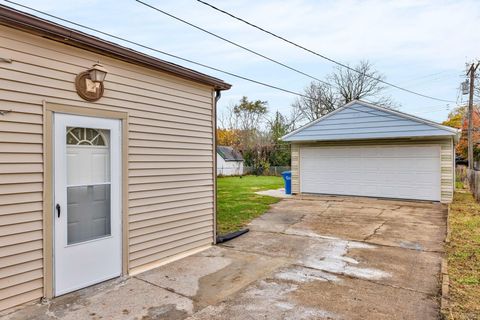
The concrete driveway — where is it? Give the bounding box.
[4,195,446,320]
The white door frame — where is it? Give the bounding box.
[53,113,122,296]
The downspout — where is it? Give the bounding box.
[213,90,221,244]
[214,89,221,105]
[213,89,249,243]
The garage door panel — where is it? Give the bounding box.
[300,145,441,201]
[395,160,436,171]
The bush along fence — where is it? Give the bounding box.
[243,166,291,176]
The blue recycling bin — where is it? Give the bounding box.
[282,171,292,195]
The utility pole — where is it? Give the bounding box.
[466,62,479,170]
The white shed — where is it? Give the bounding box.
[282,100,459,203]
[217,146,244,176]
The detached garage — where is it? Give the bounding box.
[282,100,459,203]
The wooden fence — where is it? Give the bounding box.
[467,169,480,201]
[456,165,468,184]
[460,164,480,201]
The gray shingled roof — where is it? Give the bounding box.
[282,100,459,142]
[217,146,243,161]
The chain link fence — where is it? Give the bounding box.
[243,166,291,176]
[217,166,243,176]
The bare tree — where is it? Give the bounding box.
[292,82,338,122]
[218,103,238,130]
[286,106,303,131]
[331,60,395,107]
[293,60,396,123]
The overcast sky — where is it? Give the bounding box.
[4,0,480,122]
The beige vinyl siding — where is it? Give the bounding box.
[0,90,44,312]
[0,25,215,311]
[290,138,454,203]
[440,137,455,202]
[291,144,300,195]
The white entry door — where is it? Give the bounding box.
[300,145,441,201]
[54,113,122,296]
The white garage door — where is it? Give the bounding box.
[300,145,441,201]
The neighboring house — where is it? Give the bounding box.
[217,146,244,176]
[282,100,460,203]
[0,6,231,312]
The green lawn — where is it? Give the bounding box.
[445,189,480,319]
[216,175,284,235]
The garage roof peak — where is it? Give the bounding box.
[282,100,459,142]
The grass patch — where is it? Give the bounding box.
[445,190,480,319]
[456,181,465,189]
[217,175,283,235]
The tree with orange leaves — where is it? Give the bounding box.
[443,105,480,160]
[217,129,241,149]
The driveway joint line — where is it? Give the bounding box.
[133,276,197,303]
[290,263,437,296]
[218,240,439,296]
[243,229,443,253]
[219,243,436,296]
[350,276,437,296]
[218,244,293,260]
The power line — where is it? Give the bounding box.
[4,0,313,100]
[3,1,455,123]
[134,0,332,87]
[398,73,460,88]
[414,107,450,115]
[397,70,453,86]
[195,0,456,103]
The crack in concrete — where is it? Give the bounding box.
[376,208,387,217]
[289,264,338,283]
[363,220,388,241]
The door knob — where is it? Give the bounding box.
[56,204,61,218]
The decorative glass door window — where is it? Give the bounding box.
[66,127,111,245]
[67,127,107,146]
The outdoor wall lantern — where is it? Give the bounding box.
[75,63,108,102]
